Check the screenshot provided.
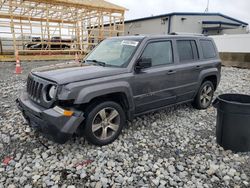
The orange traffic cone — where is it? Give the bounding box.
[15,50,22,74]
[75,52,79,63]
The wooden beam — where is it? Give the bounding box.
[0,39,2,55]
[0,0,7,9]
[0,0,125,56]
[0,13,75,23]
[9,0,17,52]
[46,3,50,52]
[24,0,126,13]
[31,4,54,17]
[0,54,85,62]
[22,2,40,16]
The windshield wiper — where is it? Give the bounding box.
[85,59,106,67]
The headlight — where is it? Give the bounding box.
[48,85,57,99]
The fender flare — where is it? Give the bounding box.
[198,68,219,87]
[74,81,135,111]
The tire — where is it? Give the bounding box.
[193,80,215,110]
[83,101,126,146]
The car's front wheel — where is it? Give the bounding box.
[83,101,126,146]
[193,80,215,109]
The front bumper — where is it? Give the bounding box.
[16,92,84,144]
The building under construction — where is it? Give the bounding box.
[0,0,126,61]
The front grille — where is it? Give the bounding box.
[27,77,44,102]
[26,74,56,108]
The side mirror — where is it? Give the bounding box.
[135,58,152,71]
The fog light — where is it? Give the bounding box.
[54,106,74,117]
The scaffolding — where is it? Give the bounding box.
[0,0,126,61]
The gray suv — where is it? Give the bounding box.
[17,34,221,145]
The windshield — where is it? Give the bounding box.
[85,38,140,67]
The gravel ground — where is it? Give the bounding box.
[0,61,250,188]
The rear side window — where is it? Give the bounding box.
[141,41,173,66]
[200,40,216,59]
[177,40,199,62]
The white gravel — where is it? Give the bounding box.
[0,61,250,187]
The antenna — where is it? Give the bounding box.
[205,0,210,13]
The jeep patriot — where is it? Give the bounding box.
[17,34,221,145]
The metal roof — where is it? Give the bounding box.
[125,12,248,26]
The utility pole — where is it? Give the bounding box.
[205,0,210,13]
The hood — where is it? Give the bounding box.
[31,62,127,84]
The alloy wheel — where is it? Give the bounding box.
[200,84,213,107]
[91,107,120,140]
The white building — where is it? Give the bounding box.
[125,12,248,36]
[211,34,250,53]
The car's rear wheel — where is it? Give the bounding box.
[83,101,125,146]
[193,80,215,109]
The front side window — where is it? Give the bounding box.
[177,40,199,62]
[140,41,173,66]
[85,38,140,67]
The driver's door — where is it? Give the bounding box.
[132,40,178,114]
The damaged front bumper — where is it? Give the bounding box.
[16,92,84,144]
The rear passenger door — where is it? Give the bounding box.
[174,39,202,102]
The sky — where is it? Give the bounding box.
[107,0,250,25]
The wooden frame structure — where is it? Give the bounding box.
[0,0,126,60]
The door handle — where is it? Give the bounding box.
[167,70,177,75]
[195,65,202,69]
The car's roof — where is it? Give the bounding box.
[110,34,212,41]
[147,34,209,39]
[109,35,145,41]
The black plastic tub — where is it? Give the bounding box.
[213,94,250,152]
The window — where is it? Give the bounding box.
[161,17,168,25]
[177,40,199,62]
[200,40,216,59]
[86,38,139,67]
[141,41,173,66]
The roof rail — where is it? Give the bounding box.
[170,32,205,36]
